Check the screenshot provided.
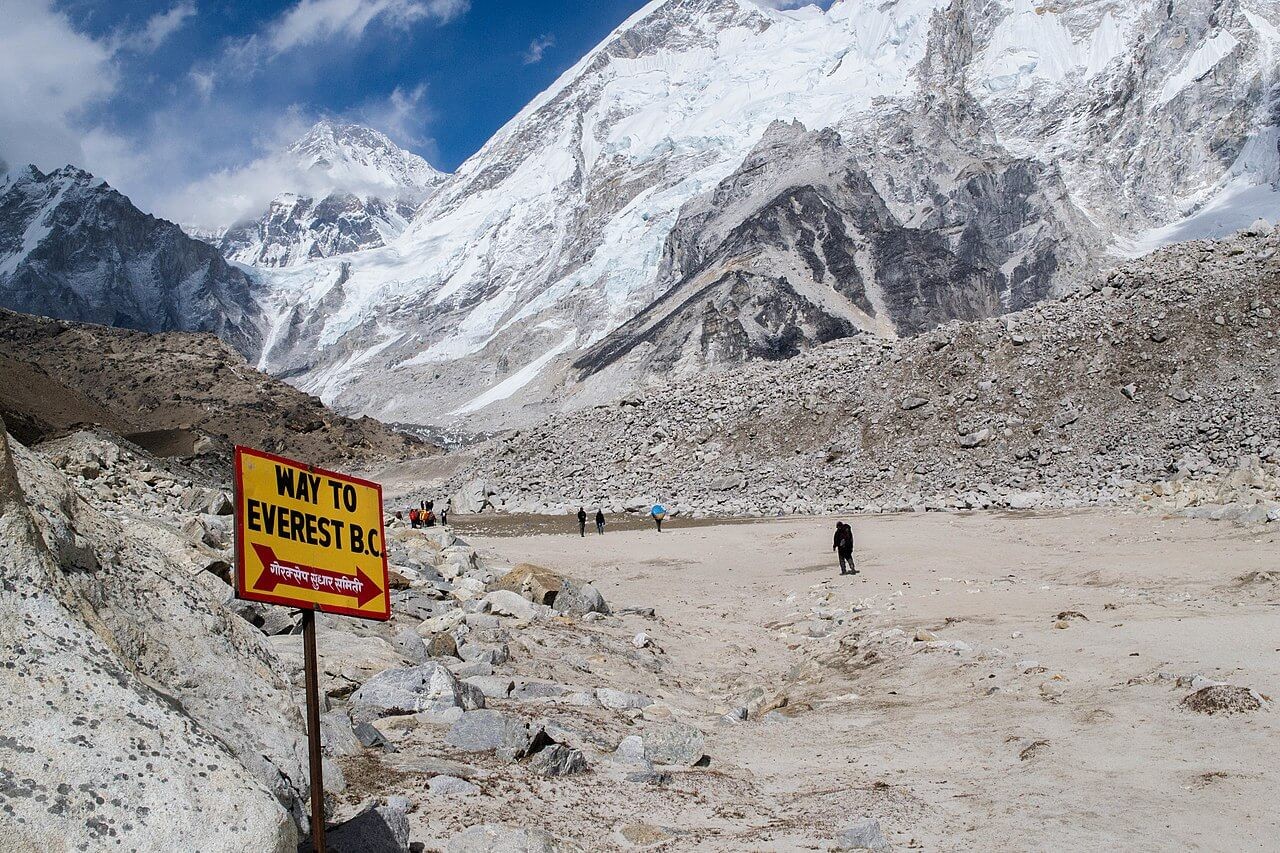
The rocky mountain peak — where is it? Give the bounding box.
[0,164,262,357]
[286,120,445,197]
[204,121,448,268]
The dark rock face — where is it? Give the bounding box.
[0,165,262,357]
[574,122,1091,378]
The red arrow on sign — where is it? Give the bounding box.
[251,543,383,608]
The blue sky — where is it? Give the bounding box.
[1,0,657,223]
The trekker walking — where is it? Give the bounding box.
[409,507,420,529]
[595,508,605,535]
[651,503,666,533]
[441,498,451,526]
[833,522,856,575]
[577,507,587,537]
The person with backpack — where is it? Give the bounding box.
[577,507,587,537]
[409,507,420,529]
[595,508,606,535]
[651,503,666,532]
[833,521,856,575]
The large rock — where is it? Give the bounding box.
[445,710,541,761]
[0,426,298,851]
[350,662,482,725]
[551,579,610,617]
[320,797,411,853]
[641,723,707,766]
[10,430,310,827]
[528,744,588,777]
[270,631,409,698]
[596,688,653,710]
[447,824,581,852]
[486,589,551,621]
[492,563,563,606]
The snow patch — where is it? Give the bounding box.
[1157,30,1239,106]
[448,332,578,416]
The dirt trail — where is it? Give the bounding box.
[460,510,1279,851]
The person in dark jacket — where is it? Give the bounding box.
[595,508,606,535]
[577,507,587,537]
[833,522,856,575]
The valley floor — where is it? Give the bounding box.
[413,510,1278,851]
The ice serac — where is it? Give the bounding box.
[211,122,447,268]
[0,165,262,357]
[249,0,1278,428]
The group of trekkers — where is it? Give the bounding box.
[571,506,857,576]
[408,498,450,529]
[574,503,668,536]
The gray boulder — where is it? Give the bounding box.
[0,428,298,850]
[596,687,653,710]
[465,675,516,698]
[459,641,510,665]
[447,824,581,852]
[642,723,707,766]
[321,797,411,853]
[350,662,482,725]
[552,579,610,616]
[428,774,481,797]
[445,710,542,761]
[529,744,588,777]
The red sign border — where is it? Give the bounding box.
[233,445,391,622]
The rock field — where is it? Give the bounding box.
[449,228,1280,523]
[0,309,426,466]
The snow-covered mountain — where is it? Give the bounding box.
[207,122,446,268]
[0,165,261,354]
[248,0,1279,430]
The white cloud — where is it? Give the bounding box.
[268,0,468,53]
[0,0,117,172]
[117,2,198,53]
[522,34,556,65]
[359,84,433,148]
[152,86,440,228]
[189,70,216,100]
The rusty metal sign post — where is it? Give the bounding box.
[233,446,391,852]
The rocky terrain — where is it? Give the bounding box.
[7,417,1274,851]
[449,226,1280,522]
[0,309,425,467]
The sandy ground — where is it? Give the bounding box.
[443,509,1279,851]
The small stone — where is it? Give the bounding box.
[835,817,891,851]
[428,774,480,797]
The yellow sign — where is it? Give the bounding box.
[234,446,389,621]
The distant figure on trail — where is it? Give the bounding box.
[651,503,666,533]
[833,521,856,575]
[441,498,451,526]
[595,508,606,535]
[409,508,420,529]
[577,507,587,537]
